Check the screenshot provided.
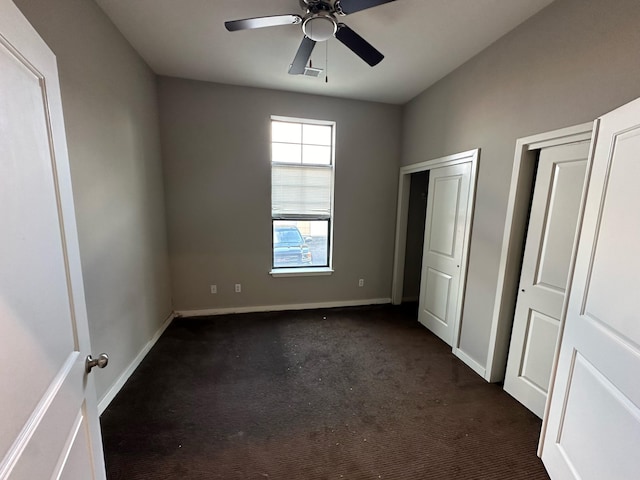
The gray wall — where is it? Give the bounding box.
[158,77,402,311]
[402,0,640,370]
[15,0,172,400]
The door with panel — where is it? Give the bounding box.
[504,141,589,417]
[418,162,472,346]
[541,97,640,479]
[0,1,107,479]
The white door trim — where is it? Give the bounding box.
[485,122,595,383]
[391,149,479,361]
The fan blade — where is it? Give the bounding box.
[336,0,395,15]
[288,36,317,75]
[225,14,301,32]
[335,24,384,66]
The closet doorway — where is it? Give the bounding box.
[485,122,594,389]
[391,150,479,363]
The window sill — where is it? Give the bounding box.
[269,267,334,277]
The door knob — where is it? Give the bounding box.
[86,353,109,373]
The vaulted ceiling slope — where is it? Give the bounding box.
[95,0,555,104]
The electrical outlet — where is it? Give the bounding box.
[210,285,217,294]
[358,278,364,287]
[235,283,241,293]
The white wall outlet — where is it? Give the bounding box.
[210,284,217,294]
[235,283,241,293]
[358,278,364,287]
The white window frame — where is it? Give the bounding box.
[269,115,335,277]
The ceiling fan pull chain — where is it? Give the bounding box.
[325,40,329,83]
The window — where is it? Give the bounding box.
[271,117,334,273]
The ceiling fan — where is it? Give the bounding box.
[225,0,395,75]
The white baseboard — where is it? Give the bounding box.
[175,298,392,318]
[454,347,487,379]
[98,312,175,415]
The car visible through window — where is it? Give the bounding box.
[273,225,311,267]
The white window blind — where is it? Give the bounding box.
[271,164,332,219]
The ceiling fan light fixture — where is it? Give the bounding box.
[302,15,336,42]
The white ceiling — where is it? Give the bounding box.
[95,0,554,105]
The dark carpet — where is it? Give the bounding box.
[101,304,550,479]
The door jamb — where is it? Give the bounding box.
[391,149,479,363]
[484,122,595,383]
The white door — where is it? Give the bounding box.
[418,162,472,346]
[504,141,589,417]
[0,1,107,479]
[540,97,640,479]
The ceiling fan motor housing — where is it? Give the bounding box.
[299,0,342,13]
